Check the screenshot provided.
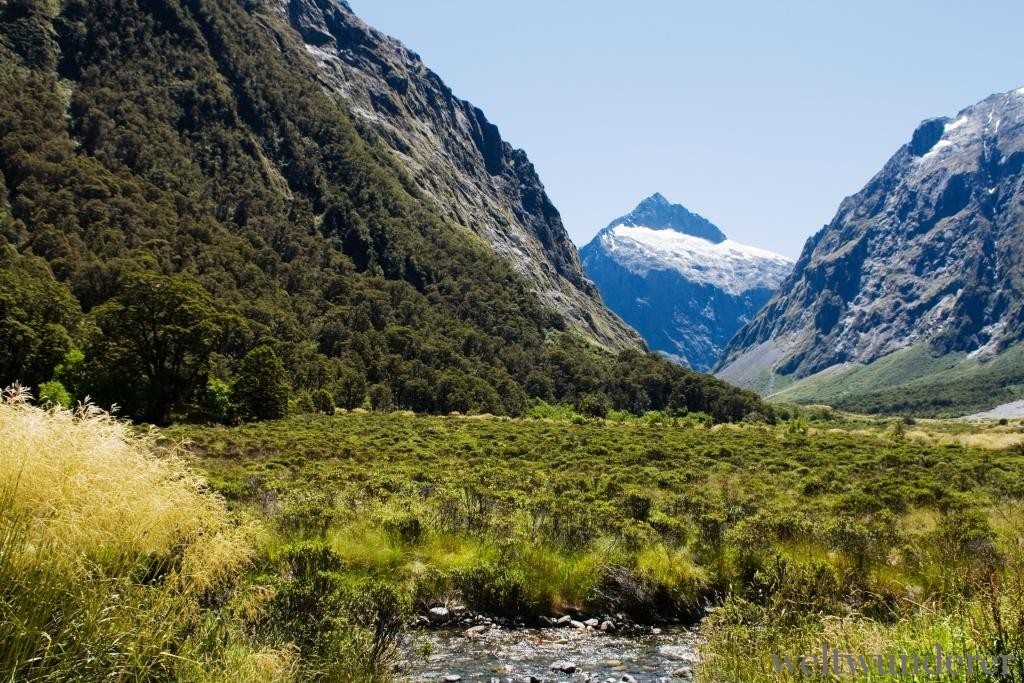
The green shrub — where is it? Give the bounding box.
[37,380,71,408]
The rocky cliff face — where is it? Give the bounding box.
[277,0,641,351]
[581,194,792,371]
[717,88,1024,385]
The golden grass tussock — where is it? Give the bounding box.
[0,386,251,588]
[0,388,289,681]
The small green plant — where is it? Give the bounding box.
[37,380,71,408]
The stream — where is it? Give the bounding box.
[399,625,698,682]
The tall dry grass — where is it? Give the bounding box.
[0,387,292,681]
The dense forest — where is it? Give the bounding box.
[0,0,766,424]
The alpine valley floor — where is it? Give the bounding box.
[6,395,1024,681]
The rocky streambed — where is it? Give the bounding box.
[397,609,698,682]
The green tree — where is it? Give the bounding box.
[312,388,335,414]
[333,365,366,410]
[38,380,72,408]
[0,246,81,390]
[197,378,234,424]
[367,383,394,412]
[87,272,237,423]
[234,345,291,421]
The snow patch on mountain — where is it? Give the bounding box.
[600,224,793,295]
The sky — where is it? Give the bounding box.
[348,1,1024,258]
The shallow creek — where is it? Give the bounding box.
[400,625,698,682]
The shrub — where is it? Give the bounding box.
[383,514,425,545]
[576,393,611,419]
[37,379,71,408]
[453,562,537,616]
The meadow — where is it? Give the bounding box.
[5,395,1024,681]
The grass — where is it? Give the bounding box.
[160,407,1024,680]
[7,395,1024,681]
[0,389,404,682]
[771,344,1024,417]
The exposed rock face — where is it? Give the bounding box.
[277,0,642,351]
[717,88,1024,385]
[581,194,792,370]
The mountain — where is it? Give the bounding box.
[717,87,1024,416]
[287,0,639,351]
[580,194,793,371]
[0,0,765,423]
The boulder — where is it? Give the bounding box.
[427,606,450,623]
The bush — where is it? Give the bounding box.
[453,562,537,616]
[576,393,611,419]
[37,380,71,408]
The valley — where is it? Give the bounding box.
[2,0,1024,680]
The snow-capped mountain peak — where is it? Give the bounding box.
[580,194,794,371]
[601,223,792,296]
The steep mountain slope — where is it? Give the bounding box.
[0,0,764,423]
[717,88,1024,414]
[581,194,792,371]
[281,0,640,351]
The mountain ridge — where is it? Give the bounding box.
[717,87,1024,414]
[0,0,766,423]
[280,0,642,351]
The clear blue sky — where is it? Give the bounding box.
[349,1,1024,258]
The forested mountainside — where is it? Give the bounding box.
[717,88,1024,416]
[284,0,640,351]
[581,194,792,371]
[0,0,765,423]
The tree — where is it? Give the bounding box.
[312,388,335,414]
[234,345,290,421]
[333,364,366,410]
[367,383,394,412]
[87,272,237,423]
[0,246,81,390]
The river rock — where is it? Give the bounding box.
[583,618,599,627]
[621,676,638,683]
[465,624,488,637]
[672,666,693,679]
[570,619,586,629]
[428,606,450,623]
[550,660,577,673]
[600,620,615,632]
[538,615,554,627]
[442,676,461,682]
[451,604,467,616]
[555,615,573,626]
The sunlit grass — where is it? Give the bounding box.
[0,388,294,681]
